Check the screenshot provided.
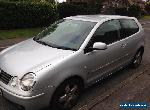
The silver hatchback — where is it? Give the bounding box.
[0,15,145,110]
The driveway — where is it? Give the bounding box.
[0,21,150,110]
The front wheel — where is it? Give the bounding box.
[50,78,83,110]
[131,49,143,68]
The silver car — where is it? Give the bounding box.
[0,15,145,110]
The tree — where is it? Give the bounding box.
[94,0,105,4]
[43,0,55,3]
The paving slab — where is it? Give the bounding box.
[0,38,27,47]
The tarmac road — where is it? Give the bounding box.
[0,21,150,110]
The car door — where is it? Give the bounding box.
[83,19,128,83]
[119,19,141,61]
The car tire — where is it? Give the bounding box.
[131,49,143,68]
[50,78,83,110]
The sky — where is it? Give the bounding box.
[57,0,66,3]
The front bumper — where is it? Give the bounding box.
[0,85,49,110]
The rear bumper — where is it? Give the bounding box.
[0,86,50,110]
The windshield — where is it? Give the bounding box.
[34,19,96,51]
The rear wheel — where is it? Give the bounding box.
[51,78,83,110]
[131,49,143,68]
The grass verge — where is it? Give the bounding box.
[141,15,150,20]
[0,27,44,40]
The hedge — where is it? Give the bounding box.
[0,1,101,29]
[128,5,142,18]
[0,1,144,29]
[58,3,100,19]
[0,1,58,29]
[115,5,142,18]
[146,3,150,14]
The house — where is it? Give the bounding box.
[100,0,132,14]
[101,0,145,9]
[132,0,145,10]
[66,0,94,4]
[101,0,146,14]
[66,0,145,8]
[66,0,146,14]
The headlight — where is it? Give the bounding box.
[20,73,36,91]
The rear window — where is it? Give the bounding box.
[120,19,139,39]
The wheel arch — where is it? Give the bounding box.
[138,46,144,55]
[54,75,85,91]
[64,75,85,87]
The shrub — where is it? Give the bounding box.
[115,7,128,16]
[0,1,58,29]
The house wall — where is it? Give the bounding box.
[66,0,145,14]
[66,0,91,3]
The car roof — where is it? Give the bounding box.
[65,15,136,22]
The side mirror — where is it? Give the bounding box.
[93,42,107,50]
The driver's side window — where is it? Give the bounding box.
[87,19,121,48]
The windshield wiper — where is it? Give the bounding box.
[36,40,48,46]
[56,46,77,51]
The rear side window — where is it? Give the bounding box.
[120,19,139,39]
[92,19,121,45]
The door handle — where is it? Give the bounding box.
[121,44,126,48]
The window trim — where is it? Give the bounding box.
[108,19,140,46]
[85,18,141,51]
[108,19,141,47]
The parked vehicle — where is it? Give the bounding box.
[0,15,145,110]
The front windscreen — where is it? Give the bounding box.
[34,19,96,51]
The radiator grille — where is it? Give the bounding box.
[0,70,12,85]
